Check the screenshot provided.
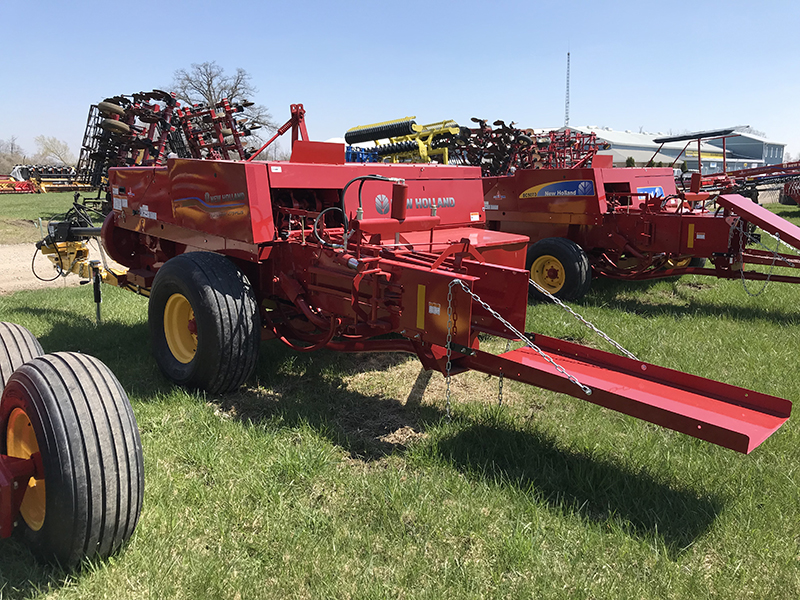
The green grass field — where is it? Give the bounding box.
[0,201,798,598]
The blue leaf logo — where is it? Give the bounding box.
[375,194,391,215]
[577,181,594,196]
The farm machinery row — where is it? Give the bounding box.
[3,104,795,569]
[29,105,790,455]
[344,117,608,175]
[345,115,800,301]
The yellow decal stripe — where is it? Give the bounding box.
[687,223,695,249]
[416,285,426,330]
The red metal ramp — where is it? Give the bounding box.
[459,335,790,454]
[718,193,800,250]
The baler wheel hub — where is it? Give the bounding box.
[164,293,198,364]
[6,408,45,531]
[531,255,565,293]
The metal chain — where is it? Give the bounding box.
[528,278,638,361]
[735,221,782,297]
[447,279,592,396]
[445,283,454,421]
[497,339,511,406]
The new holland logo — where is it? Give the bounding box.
[375,194,391,215]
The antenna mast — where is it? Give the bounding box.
[564,52,570,128]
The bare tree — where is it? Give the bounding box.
[0,136,27,175]
[33,135,76,166]
[170,61,277,137]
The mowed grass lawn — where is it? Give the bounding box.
[0,194,798,598]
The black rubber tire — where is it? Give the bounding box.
[148,252,260,394]
[97,101,126,118]
[0,322,43,390]
[100,118,131,135]
[688,257,707,268]
[0,352,144,568]
[526,237,591,301]
[779,192,797,206]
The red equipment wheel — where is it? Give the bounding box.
[526,238,591,301]
[0,322,43,390]
[148,252,260,394]
[0,352,144,568]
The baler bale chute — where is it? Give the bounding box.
[32,105,791,455]
[0,323,144,568]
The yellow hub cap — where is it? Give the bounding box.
[7,408,45,531]
[164,293,198,364]
[531,255,566,294]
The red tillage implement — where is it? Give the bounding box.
[32,110,791,456]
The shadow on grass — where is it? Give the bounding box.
[221,344,443,461]
[434,417,722,558]
[0,538,69,599]
[0,306,722,579]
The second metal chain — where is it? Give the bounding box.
[447,278,592,397]
[528,278,638,361]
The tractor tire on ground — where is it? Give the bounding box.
[526,237,591,301]
[779,192,797,206]
[0,352,144,568]
[97,101,126,118]
[148,252,260,394]
[100,118,131,135]
[0,323,44,390]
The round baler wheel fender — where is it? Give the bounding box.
[0,352,144,568]
[148,252,260,394]
[526,237,591,301]
[97,101,126,118]
[0,322,43,390]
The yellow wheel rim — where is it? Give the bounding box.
[7,408,45,531]
[666,257,692,269]
[164,293,198,364]
[531,255,566,294]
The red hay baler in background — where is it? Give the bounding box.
[483,158,800,300]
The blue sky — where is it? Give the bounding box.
[2,0,798,159]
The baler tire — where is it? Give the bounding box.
[778,192,797,206]
[526,238,591,302]
[688,257,707,268]
[100,119,131,135]
[148,252,260,394]
[97,102,126,117]
[0,352,144,568]
[0,322,43,390]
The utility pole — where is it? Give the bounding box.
[564,52,570,128]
